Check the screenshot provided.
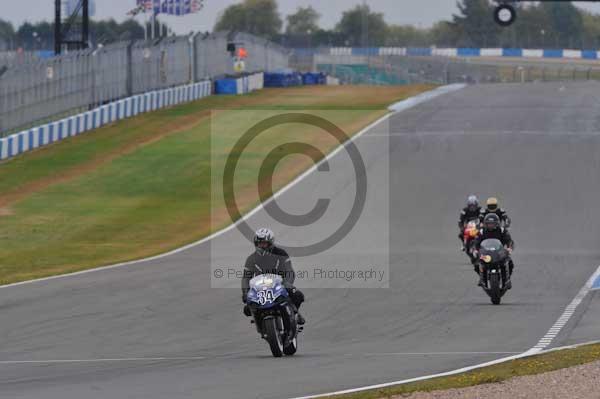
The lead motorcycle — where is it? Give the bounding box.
[246,274,301,357]
[478,238,510,305]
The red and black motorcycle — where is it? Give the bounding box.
[462,219,480,265]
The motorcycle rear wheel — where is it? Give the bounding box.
[283,337,297,356]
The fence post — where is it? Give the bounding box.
[190,32,201,83]
[126,41,133,97]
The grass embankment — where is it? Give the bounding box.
[0,84,434,284]
[322,342,600,399]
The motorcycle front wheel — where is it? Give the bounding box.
[489,273,502,305]
[263,317,284,357]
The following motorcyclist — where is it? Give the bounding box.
[480,197,511,229]
[458,195,482,251]
[473,213,515,289]
[241,228,305,325]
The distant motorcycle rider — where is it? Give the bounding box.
[458,195,482,250]
[241,228,305,325]
[473,213,515,289]
[480,197,511,229]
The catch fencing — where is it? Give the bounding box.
[0,32,290,137]
[314,52,600,85]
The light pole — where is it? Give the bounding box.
[541,29,545,49]
[32,31,39,51]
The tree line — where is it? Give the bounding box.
[215,0,600,49]
[2,0,600,51]
[0,19,170,51]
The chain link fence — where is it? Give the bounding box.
[369,55,600,85]
[0,32,290,137]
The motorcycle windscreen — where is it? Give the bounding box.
[480,239,507,263]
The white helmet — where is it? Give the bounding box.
[254,228,274,255]
[467,195,479,211]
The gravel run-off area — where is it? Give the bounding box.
[399,360,600,399]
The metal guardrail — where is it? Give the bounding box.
[0,32,290,137]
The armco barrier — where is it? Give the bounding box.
[329,46,600,60]
[0,80,212,161]
[214,72,264,95]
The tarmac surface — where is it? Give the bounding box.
[0,81,599,399]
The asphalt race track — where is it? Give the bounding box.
[1,82,600,399]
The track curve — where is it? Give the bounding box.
[1,82,600,399]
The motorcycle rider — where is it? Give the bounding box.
[473,213,515,289]
[241,228,305,325]
[458,195,482,251]
[480,197,511,229]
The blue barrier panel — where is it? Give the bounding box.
[29,130,34,147]
[265,72,302,87]
[18,133,24,154]
[302,73,319,85]
[8,136,14,157]
[582,50,598,60]
[300,72,326,85]
[352,47,380,56]
[543,49,563,58]
[36,50,55,59]
[406,48,432,56]
[457,48,481,57]
[502,48,523,57]
[215,79,238,94]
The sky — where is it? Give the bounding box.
[4,0,600,34]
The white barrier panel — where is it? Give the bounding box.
[481,48,503,57]
[523,49,544,58]
[0,80,213,162]
[32,127,40,149]
[248,72,264,92]
[433,48,458,57]
[379,47,407,56]
[563,49,582,59]
[330,47,352,56]
[326,76,340,85]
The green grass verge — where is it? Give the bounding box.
[0,84,435,284]
[320,342,600,399]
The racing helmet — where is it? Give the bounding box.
[467,195,479,212]
[254,228,274,255]
[486,197,499,212]
[483,213,500,231]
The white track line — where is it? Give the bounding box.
[290,265,600,399]
[363,352,520,356]
[530,265,600,351]
[0,84,466,290]
[0,352,520,365]
[0,356,207,365]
